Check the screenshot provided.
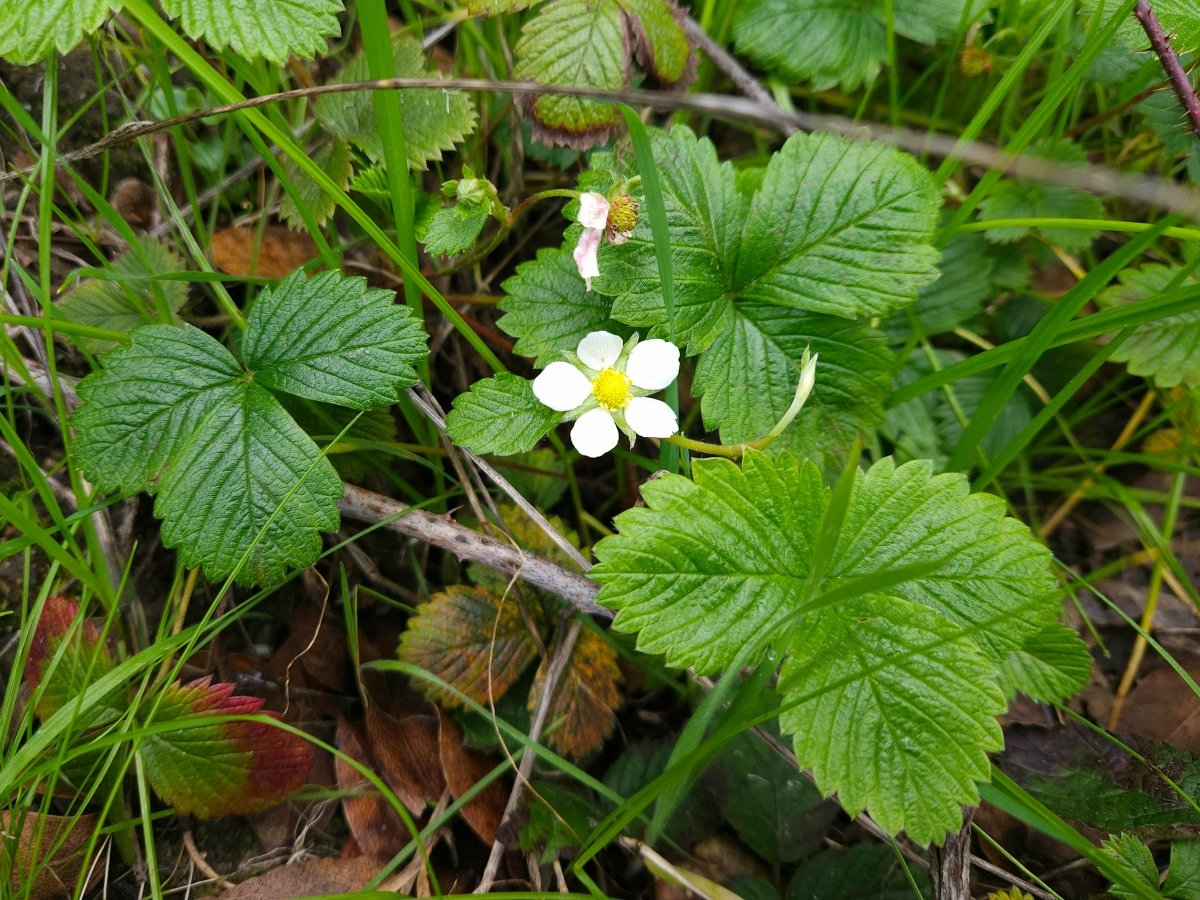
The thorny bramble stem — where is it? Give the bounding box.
[1134,0,1200,140]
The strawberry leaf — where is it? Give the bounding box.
[26,596,122,726]
[530,625,621,759]
[141,677,312,818]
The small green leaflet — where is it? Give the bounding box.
[0,0,341,66]
[512,0,694,147]
[420,204,491,257]
[140,677,313,818]
[314,33,476,170]
[72,270,427,586]
[1103,834,1160,900]
[279,139,353,229]
[732,0,987,91]
[591,450,1082,842]
[1096,263,1200,389]
[444,373,562,456]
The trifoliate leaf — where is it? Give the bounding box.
[977,139,1103,250]
[1103,833,1159,900]
[499,246,633,367]
[73,324,245,495]
[592,450,1062,841]
[781,593,1005,844]
[530,625,621,759]
[242,270,427,408]
[153,382,342,585]
[1096,263,1200,389]
[420,204,490,257]
[26,596,122,727]
[0,0,121,64]
[399,585,543,710]
[512,0,693,147]
[445,373,562,456]
[998,623,1092,703]
[57,237,190,353]
[314,33,475,170]
[141,677,313,818]
[279,139,352,229]
[693,305,891,464]
[733,0,987,91]
[160,0,342,65]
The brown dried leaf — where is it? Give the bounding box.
[364,706,445,816]
[438,712,509,845]
[224,854,386,899]
[210,226,318,278]
[399,585,542,709]
[1120,656,1200,752]
[2,810,100,900]
[335,716,410,857]
[530,626,621,759]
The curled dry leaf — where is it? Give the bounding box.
[437,711,510,845]
[210,226,318,278]
[2,810,101,900]
[224,854,387,900]
[335,715,411,857]
[365,705,445,816]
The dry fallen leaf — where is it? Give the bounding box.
[224,854,386,899]
[2,810,100,900]
[365,705,445,816]
[437,711,509,845]
[335,716,411,857]
[210,225,318,278]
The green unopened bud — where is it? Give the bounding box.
[456,178,489,207]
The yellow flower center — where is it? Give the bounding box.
[592,368,632,410]
[607,195,639,234]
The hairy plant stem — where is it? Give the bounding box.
[1133,0,1200,139]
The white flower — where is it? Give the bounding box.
[532,331,680,458]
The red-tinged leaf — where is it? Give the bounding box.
[141,677,313,819]
[26,595,121,725]
[398,585,542,709]
[530,627,622,759]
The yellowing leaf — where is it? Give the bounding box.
[531,626,621,759]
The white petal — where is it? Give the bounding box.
[573,228,602,290]
[571,408,619,457]
[532,362,592,411]
[577,192,610,230]
[626,338,680,391]
[576,330,624,370]
[625,397,678,438]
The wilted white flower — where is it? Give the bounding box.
[572,191,638,291]
[533,331,679,457]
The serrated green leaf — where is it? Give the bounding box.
[73,324,245,495]
[1096,263,1200,389]
[242,269,427,408]
[445,373,562,456]
[421,204,490,257]
[1139,90,1200,185]
[160,0,342,65]
[142,677,312,818]
[399,585,542,709]
[279,139,352,229]
[977,139,1103,250]
[885,232,995,341]
[520,782,598,864]
[999,623,1092,703]
[513,0,628,146]
[593,452,828,674]
[154,381,342,586]
[693,305,891,464]
[786,843,929,900]
[314,33,475,169]
[57,238,190,353]
[499,246,633,367]
[0,0,121,64]
[466,0,539,11]
[1083,0,1200,55]
[1104,833,1160,900]
[529,626,621,759]
[615,0,692,82]
[1167,840,1200,900]
[781,593,1005,844]
[733,0,987,91]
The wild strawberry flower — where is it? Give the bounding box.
[573,191,638,291]
[533,331,679,458]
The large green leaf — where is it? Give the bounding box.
[498,246,633,367]
[1096,263,1200,389]
[0,0,122,64]
[314,33,476,169]
[592,450,1071,841]
[781,593,1005,844]
[160,0,342,65]
[73,269,420,585]
[141,678,312,818]
[242,270,427,408]
[512,0,692,146]
[732,0,986,91]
